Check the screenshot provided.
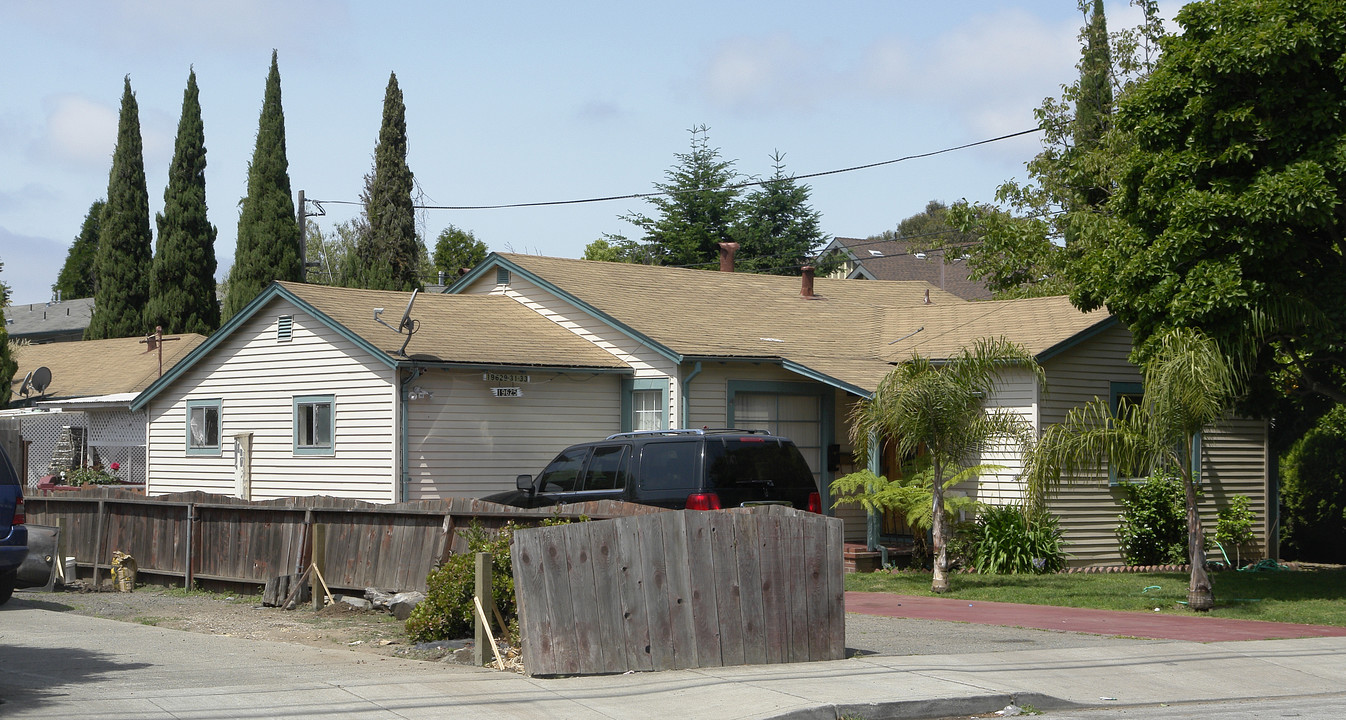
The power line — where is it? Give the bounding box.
[308,127,1041,213]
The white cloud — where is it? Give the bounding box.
[700,33,833,113]
[32,94,118,169]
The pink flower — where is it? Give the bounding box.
[110,463,120,471]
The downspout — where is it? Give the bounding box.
[399,367,424,503]
[680,361,702,429]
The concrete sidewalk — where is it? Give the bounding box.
[3,605,1345,719]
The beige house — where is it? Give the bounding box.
[448,254,1273,566]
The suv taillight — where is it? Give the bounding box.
[686,492,721,511]
[12,497,24,525]
[806,492,822,514]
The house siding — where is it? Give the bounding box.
[405,367,621,498]
[1040,324,1271,566]
[145,299,398,502]
[968,369,1040,507]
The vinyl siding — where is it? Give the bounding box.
[146,298,398,502]
[967,369,1040,506]
[405,368,621,498]
[1039,324,1271,566]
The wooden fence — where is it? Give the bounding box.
[511,506,845,676]
[24,488,659,593]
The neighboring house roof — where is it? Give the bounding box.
[453,253,1112,396]
[9,334,207,404]
[3,297,95,343]
[130,281,630,412]
[823,236,991,300]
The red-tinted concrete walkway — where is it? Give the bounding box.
[846,591,1346,642]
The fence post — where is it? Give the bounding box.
[474,552,493,667]
[311,523,327,611]
[91,499,106,588]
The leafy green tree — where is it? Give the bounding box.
[583,233,653,264]
[0,262,15,405]
[53,200,104,300]
[431,225,487,279]
[349,72,420,292]
[224,51,301,321]
[86,76,152,340]
[845,337,1044,592]
[146,69,219,335]
[622,125,742,268]
[303,220,354,287]
[948,1,1163,299]
[732,151,833,275]
[1071,0,1346,405]
[1026,328,1240,611]
[1280,404,1346,563]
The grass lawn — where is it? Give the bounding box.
[844,566,1346,626]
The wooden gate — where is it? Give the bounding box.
[511,506,845,676]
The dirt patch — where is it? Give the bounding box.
[28,583,437,660]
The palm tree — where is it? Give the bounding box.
[848,337,1045,593]
[1024,328,1240,611]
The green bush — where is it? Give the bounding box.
[1116,473,1187,566]
[405,523,518,644]
[1213,495,1255,566]
[966,505,1065,574]
[65,466,121,486]
[1281,404,1346,563]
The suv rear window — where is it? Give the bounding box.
[0,446,19,486]
[637,440,700,491]
[705,438,815,490]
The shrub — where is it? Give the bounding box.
[1116,473,1187,566]
[1281,404,1346,563]
[405,523,518,644]
[1214,495,1255,567]
[65,466,121,486]
[966,505,1065,574]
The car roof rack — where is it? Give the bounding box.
[605,428,771,440]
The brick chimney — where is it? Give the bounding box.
[718,242,739,272]
[801,266,816,299]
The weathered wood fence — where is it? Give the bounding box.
[24,488,659,593]
[512,506,845,676]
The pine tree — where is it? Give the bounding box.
[53,199,104,300]
[223,50,300,321]
[622,125,742,268]
[147,70,219,335]
[86,76,152,340]
[350,72,420,291]
[732,152,831,275]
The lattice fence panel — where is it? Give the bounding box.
[21,414,86,488]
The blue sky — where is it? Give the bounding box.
[1,1,1173,308]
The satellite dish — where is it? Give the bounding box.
[31,367,52,394]
[398,289,419,332]
[19,371,33,397]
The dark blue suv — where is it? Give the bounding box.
[1,443,29,605]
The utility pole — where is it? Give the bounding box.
[297,189,306,273]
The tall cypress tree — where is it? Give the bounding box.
[147,69,219,335]
[350,72,420,291]
[223,50,300,321]
[86,76,152,340]
[0,262,15,406]
[1075,0,1114,153]
[53,199,105,300]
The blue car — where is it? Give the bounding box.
[1,443,29,605]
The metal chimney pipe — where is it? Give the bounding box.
[718,242,739,272]
[801,266,815,299]
[923,288,932,305]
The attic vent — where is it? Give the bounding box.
[868,250,882,256]
[277,315,293,342]
[495,268,511,285]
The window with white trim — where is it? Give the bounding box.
[294,395,334,455]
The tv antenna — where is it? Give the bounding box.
[373,289,421,356]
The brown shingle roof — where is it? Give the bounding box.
[10,334,207,401]
[495,254,1110,393]
[277,282,628,369]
